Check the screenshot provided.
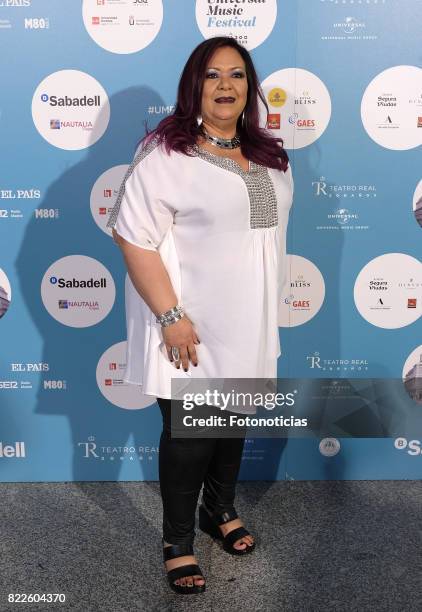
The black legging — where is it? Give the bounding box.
[157,397,247,546]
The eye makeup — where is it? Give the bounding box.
[205,68,246,78]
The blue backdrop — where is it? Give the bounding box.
[1,0,421,482]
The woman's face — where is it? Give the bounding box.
[201,46,248,129]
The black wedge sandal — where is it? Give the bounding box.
[198,503,256,556]
[162,538,206,595]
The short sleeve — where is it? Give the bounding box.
[106,138,175,251]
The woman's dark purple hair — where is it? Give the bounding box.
[140,36,289,172]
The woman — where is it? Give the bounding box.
[107,36,293,595]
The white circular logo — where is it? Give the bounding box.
[354,253,422,329]
[260,68,332,149]
[96,341,156,410]
[32,70,110,150]
[195,0,277,50]
[0,268,12,320]
[41,255,115,327]
[90,165,129,235]
[319,437,340,457]
[413,179,422,229]
[82,0,163,54]
[279,255,325,327]
[402,345,422,406]
[361,65,422,151]
[394,437,408,450]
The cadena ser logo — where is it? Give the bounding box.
[40,93,101,107]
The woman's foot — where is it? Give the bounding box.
[217,518,255,551]
[163,541,205,588]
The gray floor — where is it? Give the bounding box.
[1,481,421,612]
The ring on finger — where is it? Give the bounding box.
[171,346,180,362]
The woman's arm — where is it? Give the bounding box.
[113,228,199,370]
[112,228,178,317]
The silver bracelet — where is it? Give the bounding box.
[156,304,185,327]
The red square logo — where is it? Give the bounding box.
[267,114,281,129]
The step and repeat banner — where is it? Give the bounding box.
[0,1,421,482]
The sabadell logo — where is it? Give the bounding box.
[49,276,107,288]
[394,438,422,456]
[31,70,110,150]
[40,93,101,107]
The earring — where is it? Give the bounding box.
[241,111,245,127]
[196,115,203,126]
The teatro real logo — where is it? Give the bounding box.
[77,436,159,461]
[306,351,369,372]
[312,177,377,199]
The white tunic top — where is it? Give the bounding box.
[107,137,294,402]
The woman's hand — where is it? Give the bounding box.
[162,315,200,371]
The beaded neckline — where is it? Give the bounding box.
[190,144,254,175]
[189,144,278,230]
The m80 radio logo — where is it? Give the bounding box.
[25,18,49,29]
[35,209,59,219]
[43,380,67,390]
